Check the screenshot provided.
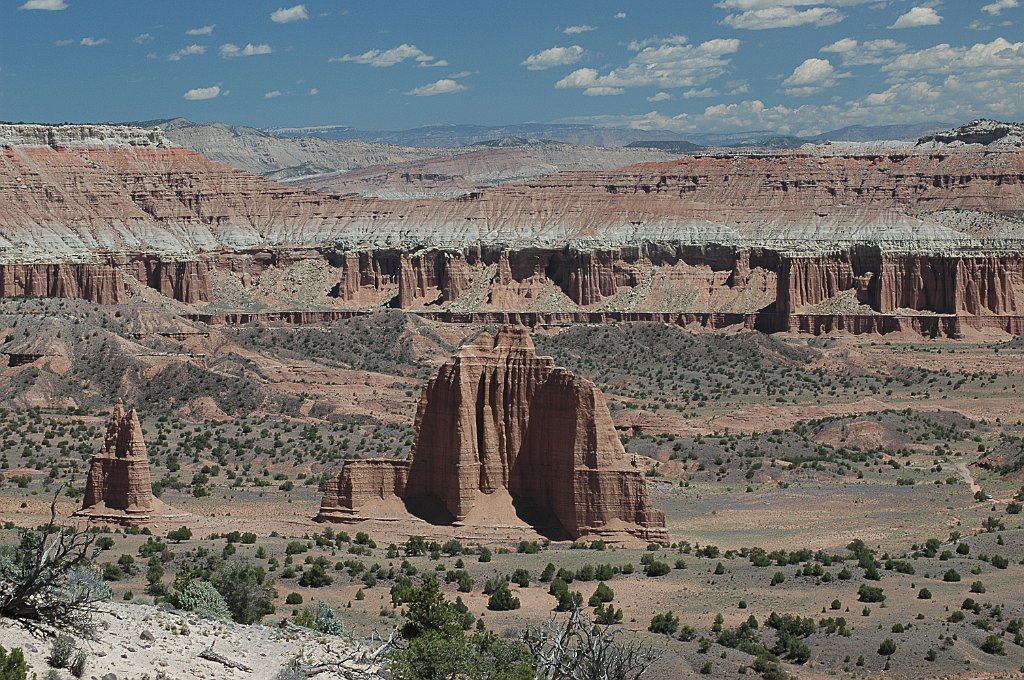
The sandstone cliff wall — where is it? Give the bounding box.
[3,244,1021,325]
[3,126,1024,335]
[316,460,410,522]
[0,257,211,304]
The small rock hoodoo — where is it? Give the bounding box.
[317,327,667,542]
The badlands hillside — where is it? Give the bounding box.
[0,120,1023,337]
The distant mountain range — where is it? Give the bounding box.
[264,122,694,148]
[133,117,957,150]
[262,120,954,148]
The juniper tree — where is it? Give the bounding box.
[0,490,110,636]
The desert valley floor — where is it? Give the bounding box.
[2,302,1024,679]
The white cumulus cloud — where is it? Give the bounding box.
[882,37,1024,74]
[168,44,206,61]
[332,44,442,67]
[79,37,109,46]
[647,91,673,101]
[715,0,872,6]
[556,35,740,93]
[521,45,585,70]
[820,38,905,66]
[220,43,272,58]
[186,25,215,36]
[889,7,942,29]
[722,7,844,29]
[405,79,467,96]
[133,33,154,45]
[271,4,308,23]
[563,24,597,35]
[19,0,67,9]
[982,0,1018,15]
[683,87,718,98]
[183,85,220,100]
[264,90,282,99]
[782,57,837,95]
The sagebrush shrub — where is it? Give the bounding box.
[176,580,231,621]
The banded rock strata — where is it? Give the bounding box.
[317,328,667,542]
[2,123,1024,336]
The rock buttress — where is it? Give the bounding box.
[513,369,667,542]
[316,459,410,522]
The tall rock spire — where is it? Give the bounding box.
[76,401,157,524]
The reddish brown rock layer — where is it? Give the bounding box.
[3,134,1024,336]
[0,256,211,304]
[316,460,410,522]
[316,328,667,542]
[6,144,1023,255]
[76,400,155,525]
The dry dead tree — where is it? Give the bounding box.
[200,642,254,672]
[524,606,658,680]
[0,488,109,637]
[305,627,399,678]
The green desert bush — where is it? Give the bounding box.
[858,585,885,603]
[294,601,344,635]
[487,582,521,611]
[649,611,679,635]
[0,646,27,680]
[47,635,76,669]
[175,580,231,621]
[211,563,276,624]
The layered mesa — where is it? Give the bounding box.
[2,124,1024,336]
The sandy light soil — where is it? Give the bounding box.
[0,601,381,680]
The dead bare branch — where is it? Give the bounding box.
[525,605,659,680]
[200,642,253,672]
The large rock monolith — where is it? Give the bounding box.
[317,328,667,542]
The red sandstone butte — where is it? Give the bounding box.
[316,328,667,542]
[76,400,177,525]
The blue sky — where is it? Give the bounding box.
[1,1,1022,135]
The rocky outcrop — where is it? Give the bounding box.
[918,119,1024,148]
[777,248,1024,317]
[0,123,170,149]
[316,328,667,542]
[75,400,176,525]
[0,263,127,304]
[0,257,211,305]
[130,258,213,303]
[316,460,410,522]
